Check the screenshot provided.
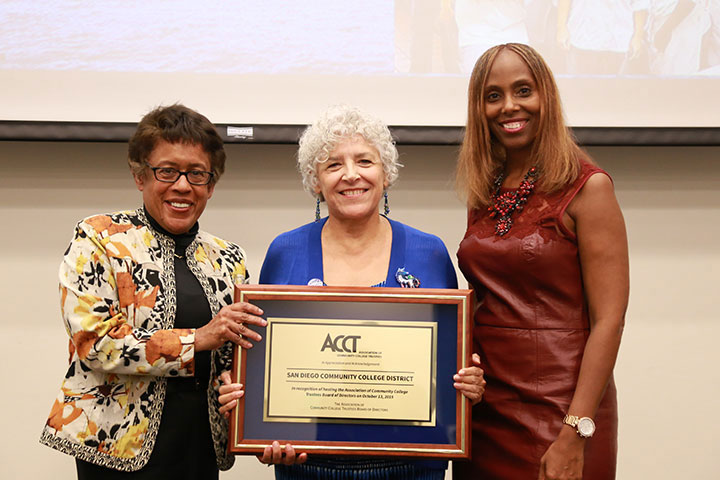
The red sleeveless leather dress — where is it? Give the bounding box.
[454,161,618,479]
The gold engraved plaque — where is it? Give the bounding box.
[264,318,437,425]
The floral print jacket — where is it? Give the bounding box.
[40,208,247,472]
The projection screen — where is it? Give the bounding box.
[1,0,719,139]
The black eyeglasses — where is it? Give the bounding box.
[146,165,214,186]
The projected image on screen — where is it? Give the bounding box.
[2,0,718,77]
[1,0,719,127]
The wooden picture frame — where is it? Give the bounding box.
[228,284,473,459]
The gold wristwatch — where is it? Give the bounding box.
[563,414,595,438]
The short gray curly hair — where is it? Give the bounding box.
[297,105,401,198]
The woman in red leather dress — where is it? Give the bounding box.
[454,43,629,480]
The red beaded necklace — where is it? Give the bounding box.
[488,166,538,236]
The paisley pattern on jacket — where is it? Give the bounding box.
[40,208,247,472]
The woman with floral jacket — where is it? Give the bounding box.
[40,104,266,479]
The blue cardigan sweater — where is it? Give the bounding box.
[259,216,457,289]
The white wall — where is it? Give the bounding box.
[1,141,718,479]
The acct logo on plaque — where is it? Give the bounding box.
[320,334,362,353]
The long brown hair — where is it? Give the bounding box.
[456,43,585,209]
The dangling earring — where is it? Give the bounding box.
[383,191,390,216]
[315,197,321,221]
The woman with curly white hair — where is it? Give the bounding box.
[219,105,485,479]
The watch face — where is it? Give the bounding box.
[577,417,595,437]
